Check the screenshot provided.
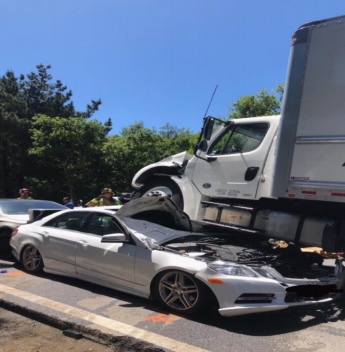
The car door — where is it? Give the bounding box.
[192,121,274,199]
[75,212,137,288]
[40,211,90,273]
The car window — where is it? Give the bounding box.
[85,213,124,236]
[0,200,65,215]
[209,123,269,155]
[43,212,89,231]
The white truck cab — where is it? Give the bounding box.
[188,115,280,201]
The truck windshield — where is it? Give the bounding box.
[209,123,269,155]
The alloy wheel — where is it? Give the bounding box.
[22,245,43,272]
[158,271,199,311]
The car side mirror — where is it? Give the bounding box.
[203,116,215,141]
[101,233,127,242]
[197,139,208,152]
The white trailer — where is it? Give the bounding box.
[132,16,345,253]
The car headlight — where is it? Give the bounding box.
[208,262,258,277]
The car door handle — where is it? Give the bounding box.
[245,167,260,181]
[78,240,88,248]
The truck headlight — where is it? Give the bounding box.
[208,262,257,277]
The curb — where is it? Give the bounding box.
[0,298,165,352]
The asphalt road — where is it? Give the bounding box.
[1,258,345,352]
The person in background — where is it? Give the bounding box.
[86,187,121,207]
[63,197,74,209]
[18,188,33,199]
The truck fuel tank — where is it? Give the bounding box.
[204,205,253,227]
[254,210,345,252]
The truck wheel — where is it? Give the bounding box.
[132,179,184,209]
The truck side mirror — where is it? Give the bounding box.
[203,116,215,141]
[197,140,208,152]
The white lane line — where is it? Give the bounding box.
[0,284,210,352]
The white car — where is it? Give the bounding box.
[0,199,66,258]
[10,197,342,317]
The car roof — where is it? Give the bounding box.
[0,199,58,202]
[65,208,116,215]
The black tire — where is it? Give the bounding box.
[154,270,207,315]
[0,228,13,258]
[21,245,44,273]
[132,178,184,209]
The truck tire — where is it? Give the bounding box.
[132,178,184,210]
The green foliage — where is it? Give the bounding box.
[0,65,102,198]
[29,115,108,203]
[102,122,198,193]
[228,84,284,119]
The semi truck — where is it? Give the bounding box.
[132,15,345,254]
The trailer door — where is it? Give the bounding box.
[272,16,345,201]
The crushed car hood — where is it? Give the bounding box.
[119,216,195,246]
[116,196,192,232]
[116,196,200,247]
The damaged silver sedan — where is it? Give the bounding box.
[10,197,344,316]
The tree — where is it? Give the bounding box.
[102,122,198,193]
[0,65,104,197]
[228,84,284,119]
[29,115,108,204]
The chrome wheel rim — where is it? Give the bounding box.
[158,272,199,311]
[23,245,42,271]
[143,186,173,198]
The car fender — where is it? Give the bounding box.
[134,248,207,295]
[11,231,45,262]
[131,152,192,188]
[0,222,20,232]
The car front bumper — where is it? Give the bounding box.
[218,295,340,316]
[196,267,342,317]
[11,248,20,261]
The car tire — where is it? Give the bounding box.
[21,245,44,273]
[154,270,206,315]
[0,228,13,258]
[132,178,184,210]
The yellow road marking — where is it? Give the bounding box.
[0,284,210,352]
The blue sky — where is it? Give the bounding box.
[1,0,344,134]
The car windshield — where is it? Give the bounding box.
[0,200,65,215]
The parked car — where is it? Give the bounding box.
[10,197,342,317]
[119,192,134,204]
[0,199,65,258]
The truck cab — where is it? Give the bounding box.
[187,115,280,201]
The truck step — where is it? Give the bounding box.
[193,220,265,235]
[201,201,255,211]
